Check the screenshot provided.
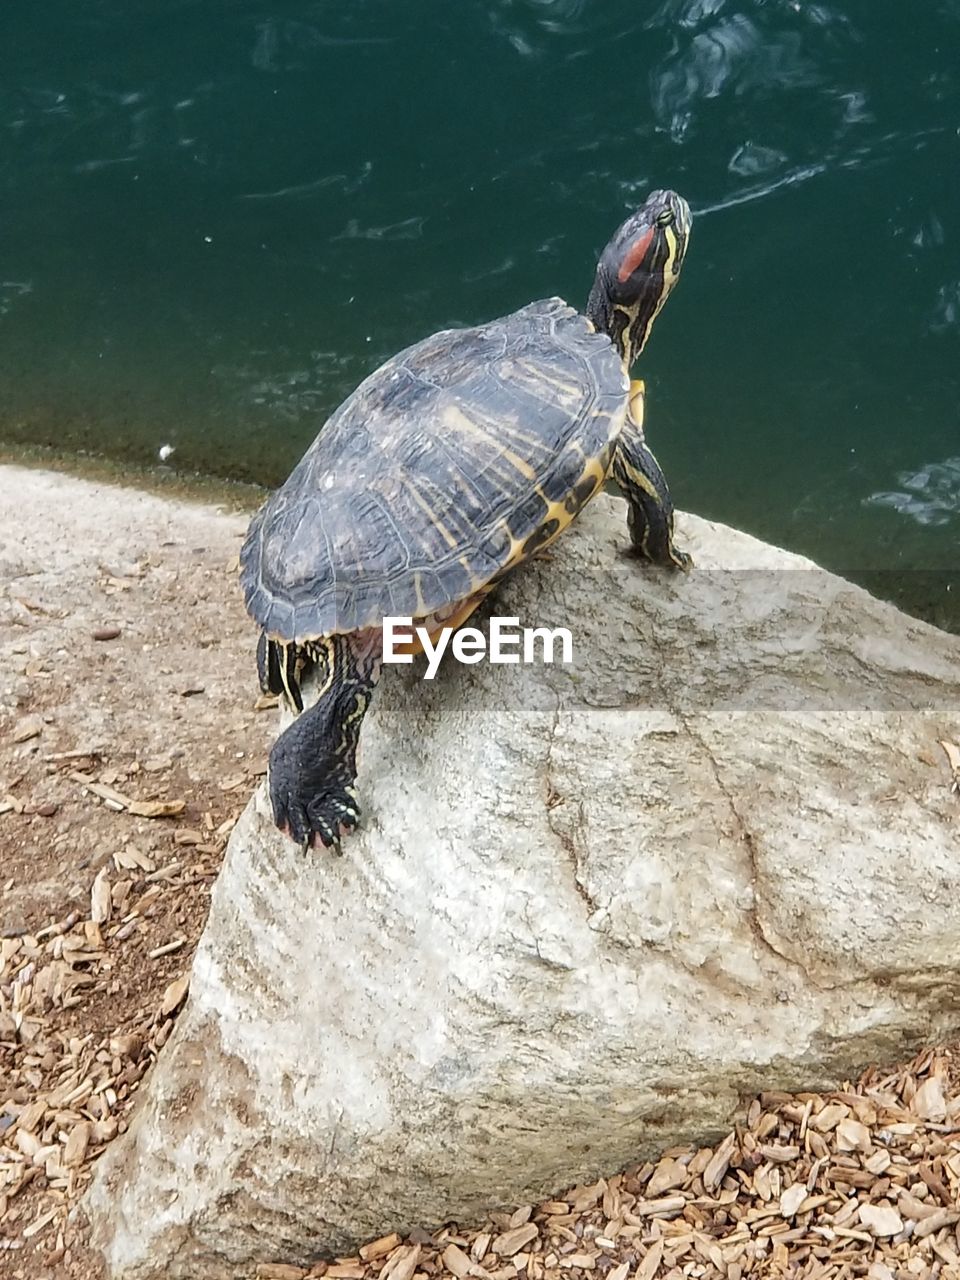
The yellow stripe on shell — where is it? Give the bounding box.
[398,477,461,551]
[441,403,539,481]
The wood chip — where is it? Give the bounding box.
[149,938,186,961]
[646,1158,688,1197]
[442,1244,489,1278]
[361,1235,402,1262]
[858,1204,904,1237]
[12,715,44,744]
[90,867,112,925]
[631,1195,686,1217]
[910,1075,946,1121]
[912,1208,960,1239]
[159,973,190,1016]
[635,1241,664,1280]
[441,1245,472,1277]
[866,1264,896,1280]
[702,1132,736,1189]
[810,1103,849,1131]
[491,1224,538,1257]
[43,747,103,762]
[114,846,156,872]
[778,1183,807,1218]
[62,1120,91,1167]
[127,798,187,818]
[570,1180,604,1213]
[471,1233,491,1263]
[22,1206,59,1238]
[759,1143,801,1162]
[836,1117,871,1152]
[379,1245,421,1280]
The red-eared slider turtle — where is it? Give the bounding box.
[241,189,692,850]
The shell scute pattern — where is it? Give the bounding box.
[240,297,627,641]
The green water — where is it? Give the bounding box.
[2,1,959,612]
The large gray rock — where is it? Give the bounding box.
[84,495,960,1279]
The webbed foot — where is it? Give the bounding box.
[270,765,360,853]
[262,631,381,855]
[268,715,362,853]
[636,540,692,572]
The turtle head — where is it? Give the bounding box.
[586,190,691,369]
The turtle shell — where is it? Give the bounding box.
[240,296,627,642]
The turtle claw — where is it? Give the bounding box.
[271,783,360,855]
[269,761,360,855]
[307,785,359,849]
[309,813,358,854]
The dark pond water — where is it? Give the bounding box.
[2,1,959,618]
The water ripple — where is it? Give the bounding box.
[0,282,32,319]
[241,161,372,203]
[251,19,394,72]
[867,458,960,527]
[332,216,425,242]
[931,282,960,333]
[728,141,789,177]
[646,0,728,32]
[649,12,819,141]
[211,350,356,424]
[693,163,828,216]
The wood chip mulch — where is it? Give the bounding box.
[2,828,958,1279]
[0,781,241,1274]
[259,1047,960,1280]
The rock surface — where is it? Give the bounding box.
[84,494,960,1279]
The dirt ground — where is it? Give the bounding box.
[0,463,272,1277]
[1,464,959,1280]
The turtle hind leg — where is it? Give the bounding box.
[256,633,304,712]
[266,632,382,852]
[614,380,692,571]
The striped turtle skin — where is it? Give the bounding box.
[240,297,629,643]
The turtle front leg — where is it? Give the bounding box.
[265,632,382,852]
[613,379,692,571]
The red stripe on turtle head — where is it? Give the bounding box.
[617,227,656,283]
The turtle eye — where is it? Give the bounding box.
[656,209,675,227]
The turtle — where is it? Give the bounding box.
[240,188,692,851]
